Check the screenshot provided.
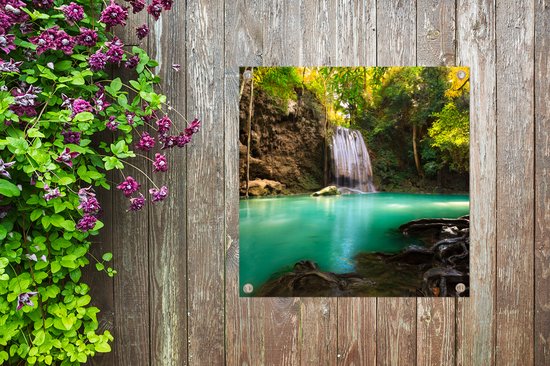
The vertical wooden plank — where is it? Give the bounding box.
[186,0,225,364]
[495,0,535,364]
[301,0,337,66]
[224,0,265,365]
[417,0,456,66]
[147,2,188,365]
[334,1,377,365]
[455,1,497,365]
[416,1,456,365]
[376,1,417,365]
[107,11,152,366]
[535,0,550,364]
[263,0,302,66]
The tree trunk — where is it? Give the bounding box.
[412,124,424,178]
[245,68,255,198]
[238,67,248,102]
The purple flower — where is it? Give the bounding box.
[77,28,98,47]
[0,13,13,34]
[62,2,84,24]
[136,132,155,151]
[100,0,128,28]
[136,24,149,40]
[0,158,15,179]
[128,193,145,211]
[61,130,81,144]
[93,84,110,111]
[117,176,140,197]
[147,0,163,20]
[185,118,201,135]
[156,115,172,134]
[125,111,135,125]
[10,84,41,117]
[153,153,168,172]
[106,116,118,130]
[76,214,97,231]
[78,196,100,214]
[17,292,38,310]
[32,0,53,9]
[149,186,168,202]
[160,0,172,10]
[0,34,16,54]
[72,98,93,115]
[5,0,29,23]
[129,0,145,13]
[56,147,80,168]
[29,27,58,54]
[78,186,96,203]
[161,135,177,149]
[40,255,47,262]
[19,22,34,34]
[0,58,22,73]
[55,30,75,55]
[124,55,139,69]
[88,50,108,71]
[176,132,191,147]
[44,186,60,201]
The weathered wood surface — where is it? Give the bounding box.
[85,1,547,365]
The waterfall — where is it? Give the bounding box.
[330,126,376,192]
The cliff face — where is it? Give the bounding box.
[239,85,327,195]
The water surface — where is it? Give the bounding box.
[239,192,469,296]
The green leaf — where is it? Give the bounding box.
[0,179,20,197]
[55,60,73,71]
[73,111,94,122]
[101,252,113,261]
[110,77,122,92]
[57,176,74,185]
[95,342,111,353]
[30,209,43,221]
[33,331,45,346]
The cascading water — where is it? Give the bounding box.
[330,126,376,192]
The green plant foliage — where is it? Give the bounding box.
[0,0,198,364]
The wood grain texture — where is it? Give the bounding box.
[535,1,550,364]
[376,2,417,365]
[186,0,226,364]
[224,1,264,365]
[455,1,497,365]
[416,2,457,365]
[333,2,377,365]
[301,0,337,66]
[263,0,302,66]
[495,0,535,364]
[147,2,188,364]
[416,0,456,66]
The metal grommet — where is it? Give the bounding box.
[243,283,253,293]
[456,70,467,79]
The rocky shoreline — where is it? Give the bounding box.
[255,216,470,297]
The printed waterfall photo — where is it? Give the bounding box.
[239,66,470,297]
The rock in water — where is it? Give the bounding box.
[311,185,341,197]
[243,179,284,196]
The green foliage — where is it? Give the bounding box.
[429,102,470,172]
[253,67,302,102]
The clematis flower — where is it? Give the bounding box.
[0,158,15,179]
[105,37,124,64]
[10,84,41,117]
[156,115,172,134]
[25,253,37,261]
[0,34,16,54]
[62,2,84,24]
[152,153,167,172]
[72,98,93,115]
[88,50,108,71]
[125,111,135,125]
[76,214,97,231]
[44,185,60,201]
[78,196,100,214]
[77,28,98,47]
[100,0,128,28]
[136,132,155,151]
[136,24,149,40]
[129,0,145,13]
[124,55,139,69]
[61,130,81,144]
[29,27,59,54]
[93,84,110,111]
[0,58,23,73]
[40,255,47,262]
[160,0,172,10]
[106,116,118,130]
[147,0,162,20]
[32,0,53,9]
[176,132,191,147]
[160,135,177,149]
[128,193,146,211]
[55,30,75,55]
[149,186,168,202]
[116,176,140,197]
[185,118,201,135]
[56,147,80,167]
[17,292,38,310]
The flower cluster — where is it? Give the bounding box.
[0,0,196,363]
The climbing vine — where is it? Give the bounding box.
[0,0,198,364]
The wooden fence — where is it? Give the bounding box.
[85,0,549,365]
